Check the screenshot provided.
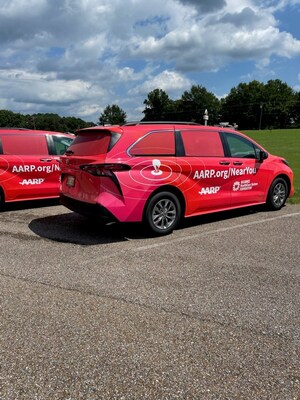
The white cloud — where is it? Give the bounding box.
[131,3,300,72]
[0,0,47,17]
[261,0,300,12]
[131,70,192,95]
[0,68,109,120]
[0,69,93,103]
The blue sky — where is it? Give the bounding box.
[0,0,300,123]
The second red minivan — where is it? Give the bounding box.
[0,128,73,205]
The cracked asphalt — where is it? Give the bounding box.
[0,201,300,399]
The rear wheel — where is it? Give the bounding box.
[0,188,4,208]
[144,191,181,236]
[267,178,288,210]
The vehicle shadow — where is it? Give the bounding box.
[1,198,60,212]
[28,211,145,245]
[28,205,265,246]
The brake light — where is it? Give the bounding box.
[80,163,131,177]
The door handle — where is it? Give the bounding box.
[219,161,230,165]
[233,161,243,166]
[40,158,52,162]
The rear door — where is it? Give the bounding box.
[178,129,232,215]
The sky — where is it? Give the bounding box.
[0,0,300,123]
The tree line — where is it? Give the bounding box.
[1,79,300,131]
[139,79,300,130]
[0,110,94,132]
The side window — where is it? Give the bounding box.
[129,131,175,156]
[181,130,224,157]
[52,136,73,155]
[226,133,258,158]
[2,134,49,155]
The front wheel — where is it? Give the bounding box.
[267,178,288,210]
[144,191,181,236]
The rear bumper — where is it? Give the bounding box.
[60,194,117,222]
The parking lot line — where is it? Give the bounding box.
[132,211,300,252]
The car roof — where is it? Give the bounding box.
[0,128,73,136]
[75,122,238,139]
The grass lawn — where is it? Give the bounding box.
[242,129,300,204]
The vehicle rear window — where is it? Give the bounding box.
[1,134,49,155]
[129,131,175,156]
[67,130,116,156]
[181,130,224,157]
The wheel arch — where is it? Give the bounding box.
[269,174,291,198]
[143,185,186,221]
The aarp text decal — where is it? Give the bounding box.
[193,167,257,180]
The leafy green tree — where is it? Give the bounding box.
[0,110,25,127]
[62,116,94,132]
[292,91,300,128]
[221,80,297,129]
[33,113,62,131]
[98,104,127,125]
[221,80,265,130]
[142,89,175,121]
[0,110,93,132]
[262,79,297,129]
[178,85,221,124]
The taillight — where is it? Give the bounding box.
[80,163,131,177]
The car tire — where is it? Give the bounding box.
[267,177,288,210]
[144,191,181,236]
[0,188,4,208]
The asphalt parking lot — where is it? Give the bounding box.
[0,201,299,400]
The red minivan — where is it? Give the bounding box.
[60,122,294,235]
[0,128,73,205]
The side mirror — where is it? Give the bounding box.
[259,150,268,162]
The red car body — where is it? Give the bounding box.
[60,123,294,235]
[0,128,73,204]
